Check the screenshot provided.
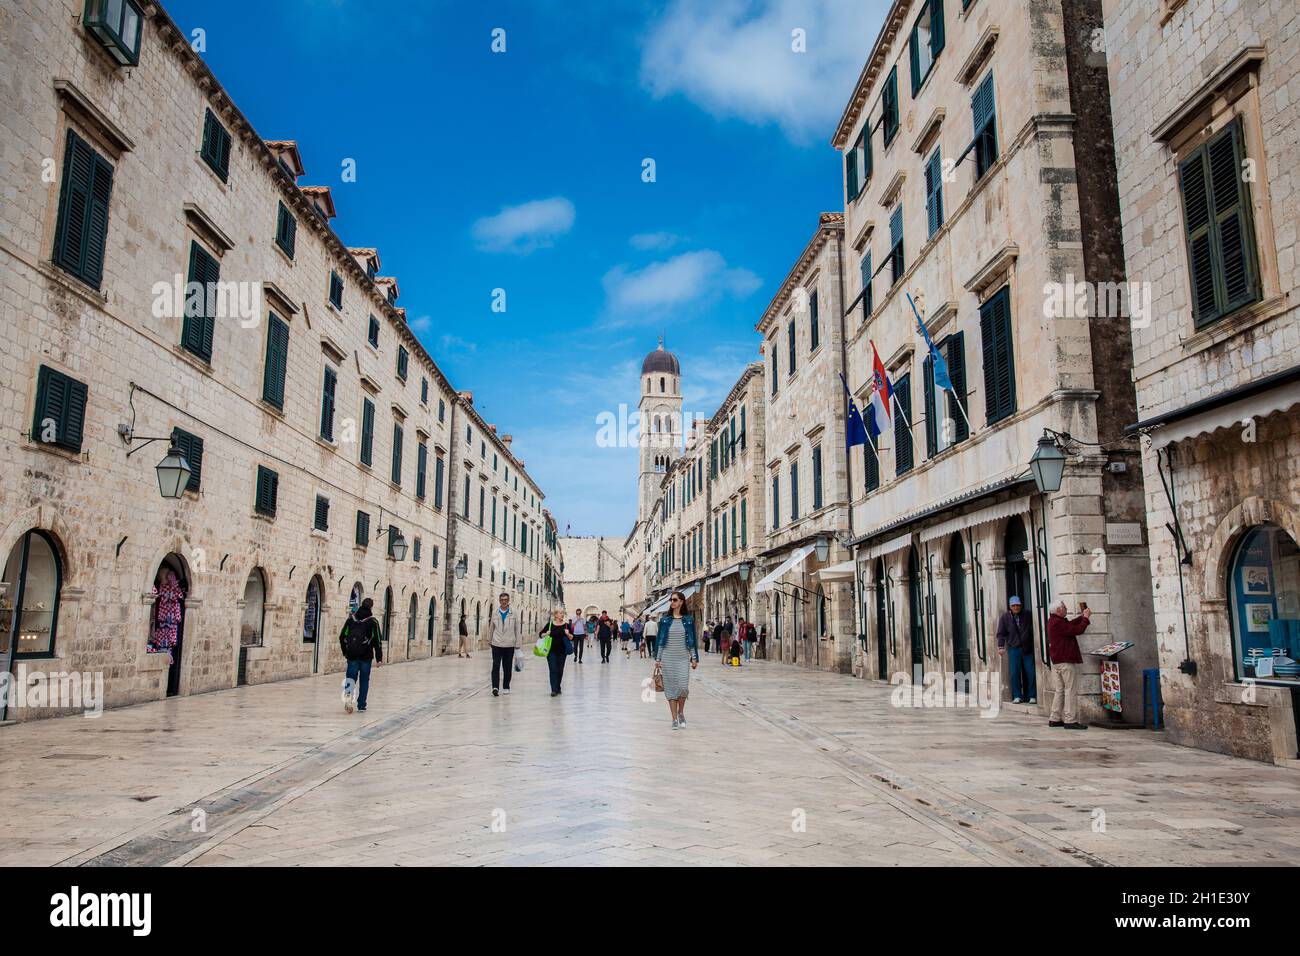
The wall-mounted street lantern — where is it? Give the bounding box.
[738,561,753,582]
[814,536,830,563]
[121,424,191,500]
[454,555,468,579]
[376,526,408,561]
[1029,432,1068,495]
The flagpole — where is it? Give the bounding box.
[948,391,974,436]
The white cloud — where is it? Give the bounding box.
[603,249,760,315]
[472,197,576,254]
[439,334,478,356]
[409,314,433,335]
[630,231,683,251]
[640,0,886,141]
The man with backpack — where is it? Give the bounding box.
[340,597,383,713]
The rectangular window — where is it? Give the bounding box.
[787,320,797,376]
[740,405,747,449]
[356,510,370,547]
[772,473,780,530]
[492,496,498,536]
[860,252,873,320]
[438,399,446,422]
[889,206,905,286]
[894,374,914,476]
[360,397,375,466]
[731,502,738,553]
[368,315,380,348]
[328,270,343,309]
[881,66,900,146]
[53,130,115,290]
[275,201,296,259]
[397,345,409,381]
[740,498,748,547]
[924,331,969,456]
[812,446,824,510]
[200,108,232,182]
[980,285,1017,425]
[721,512,728,557]
[925,147,944,237]
[314,494,329,532]
[770,348,779,395]
[865,432,880,493]
[320,366,337,441]
[421,377,429,405]
[463,476,470,517]
[416,441,428,500]
[83,0,144,65]
[255,465,279,517]
[414,538,422,563]
[434,454,445,509]
[810,290,820,351]
[261,312,289,410]
[391,421,403,485]
[479,487,485,527]
[181,241,218,361]
[790,461,800,522]
[909,0,946,95]
[431,545,440,568]
[32,365,88,454]
[1178,118,1261,328]
[171,427,203,492]
[970,73,999,180]
[846,128,871,201]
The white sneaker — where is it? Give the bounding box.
[1028,697,1037,704]
[671,718,680,730]
[1012,697,1022,704]
[343,692,354,714]
[503,688,511,695]
[678,716,687,729]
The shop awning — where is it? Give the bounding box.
[706,564,742,585]
[754,544,816,593]
[644,592,672,615]
[817,561,856,582]
[1129,367,1300,451]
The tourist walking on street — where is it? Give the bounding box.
[457,612,471,658]
[597,612,613,662]
[1047,600,1091,730]
[996,596,1036,704]
[642,614,658,660]
[654,591,699,730]
[339,597,383,713]
[620,617,632,658]
[571,611,587,663]
[743,619,757,662]
[542,610,574,696]
[486,591,522,697]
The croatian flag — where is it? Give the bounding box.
[868,341,893,439]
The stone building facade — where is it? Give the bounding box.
[1106,0,1300,762]
[558,536,624,620]
[833,0,1155,722]
[754,214,856,672]
[0,0,553,720]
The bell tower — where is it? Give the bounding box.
[637,337,682,525]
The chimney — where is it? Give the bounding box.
[458,391,473,405]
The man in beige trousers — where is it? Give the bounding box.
[486,591,523,697]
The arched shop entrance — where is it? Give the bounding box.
[304,576,324,673]
[383,587,394,655]
[1004,516,1035,658]
[908,547,924,677]
[407,594,418,657]
[427,596,437,652]
[1230,523,1300,685]
[950,534,971,690]
[149,553,189,696]
[875,559,888,679]
[238,568,267,686]
[1,529,63,719]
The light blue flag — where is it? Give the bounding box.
[907,292,953,393]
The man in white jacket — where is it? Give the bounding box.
[486,591,523,697]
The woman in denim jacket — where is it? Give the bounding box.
[654,591,699,729]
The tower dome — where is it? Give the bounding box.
[641,337,680,376]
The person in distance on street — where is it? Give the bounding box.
[597,611,613,662]
[542,609,574,696]
[486,591,522,697]
[642,613,659,661]
[339,597,383,713]
[457,611,471,659]
[995,596,1036,704]
[1047,600,1092,729]
[571,610,587,663]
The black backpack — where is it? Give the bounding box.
[342,617,373,658]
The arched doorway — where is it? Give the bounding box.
[874,559,888,679]
[1229,523,1300,686]
[383,587,393,654]
[304,575,324,673]
[427,596,437,654]
[475,601,483,640]
[907,547,924,678]
[1,530,63,719]
[149,553,188,696]
[815,585,827,667]
[407,594,418,657]
[239,568,267,686]
[773,593,782,660]
[1004,516,1034,657]
[949,535,971,692]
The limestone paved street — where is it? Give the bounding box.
[3,653,1300,867]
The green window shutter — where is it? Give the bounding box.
[397,346,409,380]
[812,446,823,510]
[889,205,905,284]
[740,498,747,547]
[434,455,445,508]
[275,201,296,258]
[182,241,218,361]
[255,465,278,517]
[740,405,747,448]
[910,20,922,95]
[788,320,796,373]
[931,0,946,58]
[810,291,819,350]
[416,442,428,500]
[172,428,204,491]
[923,354,938,457]
[33,365,88,453]
[53,130,115,290]
[971,74,998,178]
[772,474,779,529]
[865,433,880,492]
[861,252,873,318]
[790,461,799,521]
[329,270,343,308]
[201,109,231,181]
[894,373,914,475]
[946,332,969,443]
[980,286,1016,425]
[1179,148,1218,324]
[926,148,944,236]
[314,495,329,532]
[391,422,403,485]
[261,312,289,409]
[320,366,336,440]
[846,145,859,200]
[360,398,375,465]
[356,510,370,547]
[883,67,899,145]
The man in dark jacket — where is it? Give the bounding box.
[995,596,1036,704]
[340,597,383,713]
[1046,600,1091,729]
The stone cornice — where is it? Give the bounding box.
[708,363,764,430]
[832,0,912,149]
[755,213,845,334]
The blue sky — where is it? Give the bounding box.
[165,0,888,536]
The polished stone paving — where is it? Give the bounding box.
[2,650,1299,866]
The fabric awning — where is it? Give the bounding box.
[1142,377,1300,451]
[707,564,742,585]
[754,544,816,593]
[643,593,672,615]
[817,561,856,582]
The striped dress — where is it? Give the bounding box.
[659,617,691,701]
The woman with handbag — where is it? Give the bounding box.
[540,609,574,697]
[653,591,698,730]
